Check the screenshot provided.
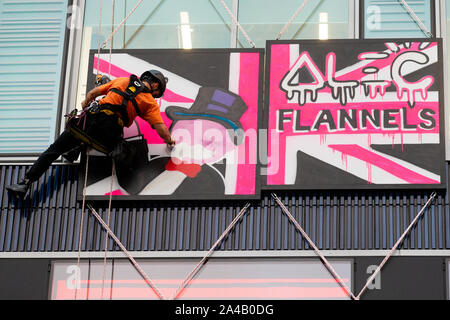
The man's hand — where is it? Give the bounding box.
[80,99,90,110]
[81,87,102,109]
[153,123,175,150]
[166,137,176,151]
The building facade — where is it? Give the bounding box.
[0,0,450,300]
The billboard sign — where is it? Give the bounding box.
[264,39,445,190]
[81,49,263,200]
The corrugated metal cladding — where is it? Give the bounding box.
[0,164,449,253]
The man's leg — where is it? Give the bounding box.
[7,130,81,199]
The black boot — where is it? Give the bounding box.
[62,145,82,163]
[6,179,32,200]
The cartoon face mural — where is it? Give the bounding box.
[264,39,445,189]
[81,49,263,200]
[169,119,237,165]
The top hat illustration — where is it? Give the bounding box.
[166,87,248,145]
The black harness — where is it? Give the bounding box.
[99,74,151,126]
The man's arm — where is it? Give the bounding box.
[80,86,103,109]
[153,123,175,146]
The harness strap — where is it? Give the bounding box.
[65,107,119,154]
[103,74,150,126]
[98,102,130,126]
[68,123,111,154]
[109,88,142,115]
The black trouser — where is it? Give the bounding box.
[25,112,123,182]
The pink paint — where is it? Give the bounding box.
[105,189,125,196]
[401,133,404,151]
[320,133,327,145]
[267,44,290,185]
[95,53,260,195]
[326,52,359,105]
[123,122,139,138]
[338,42,437,83]
[268,100,439,136]
[283,52,327,104]
[366,162,372,184]
[329,144,439,184]
[235,52,260,194]
[395,76,434,107]
[341,152,348,171]
[135,113,173,145]
[94,56,132,78]
[55,280,349,300]
[365,81,390,99]
[266,42,440,187]
[291,52,325,86]
[170,119,237,165]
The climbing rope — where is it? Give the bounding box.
[276,0,309,40]
[218,0,256,48]
[356,191,437,300]
[101,0,144,49]
[272,193,356,300]
[100,0,115,300]
[108,0,115,77]
[78,0,114,299]
[77,0,166,301]
[74,151,90,299]
[171,203,251,300]
[398,0,432,38]
[100,161,115,299]
[96,0,103,77]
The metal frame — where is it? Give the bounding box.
[3,249,450,259]
[230,0,239,48]
[80,47,264,201]
[263,38,446,191]
[349,0,359,39]
[271,190,437,300]
[355,191,437,299]
[78,202,251,300]
[86,203,165,299]
[398,0,433,37]
[61,0,86,137]
[272,193,356,299]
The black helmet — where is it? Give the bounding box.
[140,70,168,98]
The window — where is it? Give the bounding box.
[237,0,352,47]
[0,0,69,155]
[49,258,353,300]
[363,0,433,38]
[76,0,236,108]
[83,0,235,49]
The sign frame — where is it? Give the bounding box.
[262,38,446,191]
[78,48,265,201]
